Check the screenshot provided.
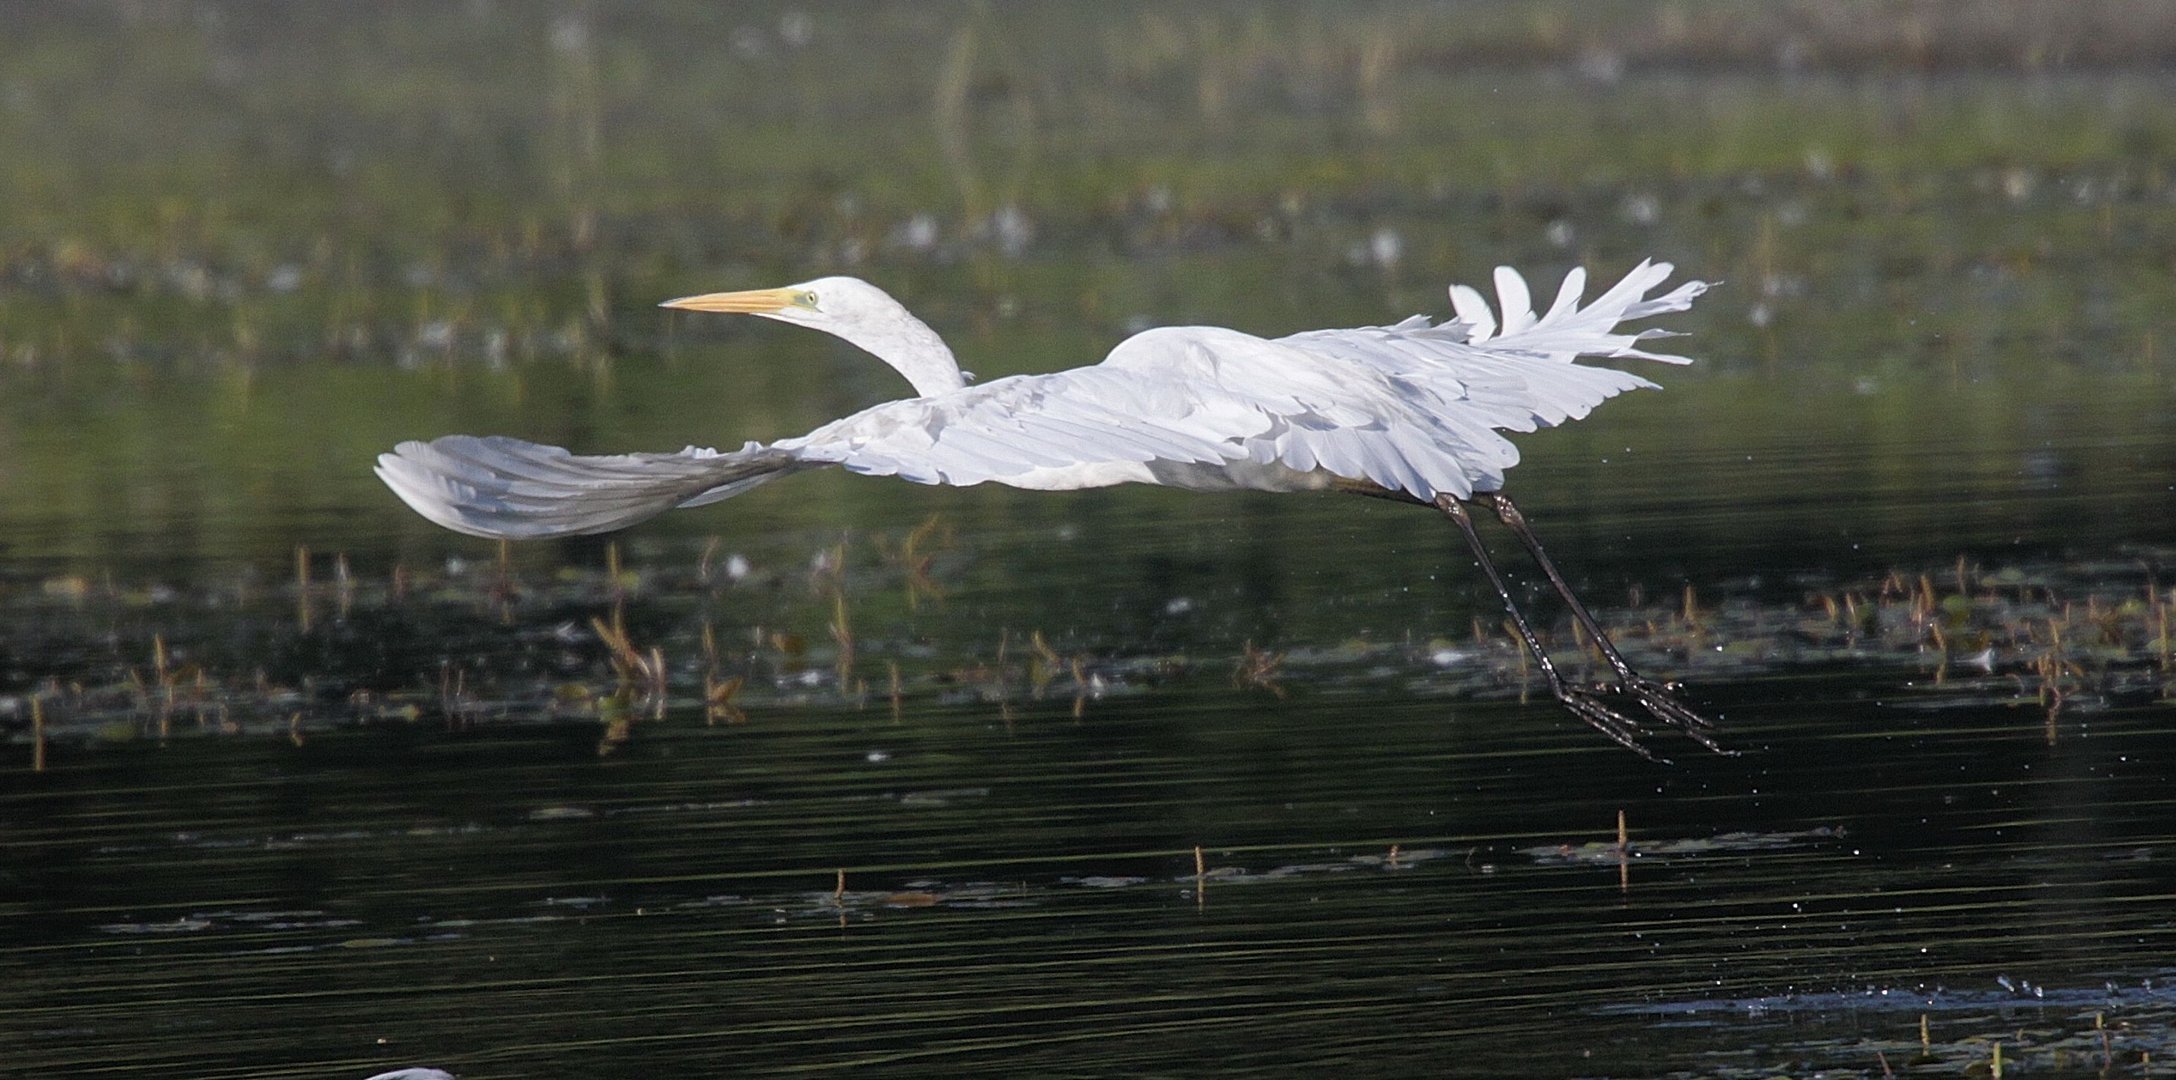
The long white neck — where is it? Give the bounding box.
[825,299,967,398]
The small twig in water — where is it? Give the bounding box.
[1232,640,1287,698]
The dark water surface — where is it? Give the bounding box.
[5,3,2176,1076]
[11,677,2176,1076]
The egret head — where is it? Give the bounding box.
[660,276,899,333]
[660,276,966,397]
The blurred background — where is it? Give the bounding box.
[4,1,2171,575]
[5,3,2176,1077]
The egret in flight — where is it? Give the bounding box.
[378,260,1720,757]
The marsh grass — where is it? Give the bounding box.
[4,514,2168,757]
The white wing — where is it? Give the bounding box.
[375,436,810,539]
[375,374,1255,538]
[1101,260,1710,498]
[1281,259,1707,427]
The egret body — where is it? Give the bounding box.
[378,261,1721,757]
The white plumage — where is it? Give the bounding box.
[375,258,1724,757]
[377,260,1704,538]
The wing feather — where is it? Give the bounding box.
[1493,266,1536,336]
[376,435,809,539]
[1448,284,1497,342]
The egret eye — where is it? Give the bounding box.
[793,290,820,309]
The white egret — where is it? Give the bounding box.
[377,260,1720,757]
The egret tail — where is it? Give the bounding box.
[375,435,809,540]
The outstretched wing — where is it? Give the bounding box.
[1286,259,1707,428]
[375,436,810,539]
[1097,260,1709,499]
[375,376,1255,538]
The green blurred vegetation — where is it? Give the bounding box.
[0,0,2171,588]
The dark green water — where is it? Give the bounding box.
[12,680,2176,1076]
[4,3,2176,1076]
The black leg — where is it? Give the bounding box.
[1475,491,1725,754]
[1433,494,1665,760]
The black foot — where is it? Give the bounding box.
[1621,676,1732,756]
[1555,678,1730,762]
[1556,686,1667,762]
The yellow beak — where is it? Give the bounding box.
[658,287,800,314]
